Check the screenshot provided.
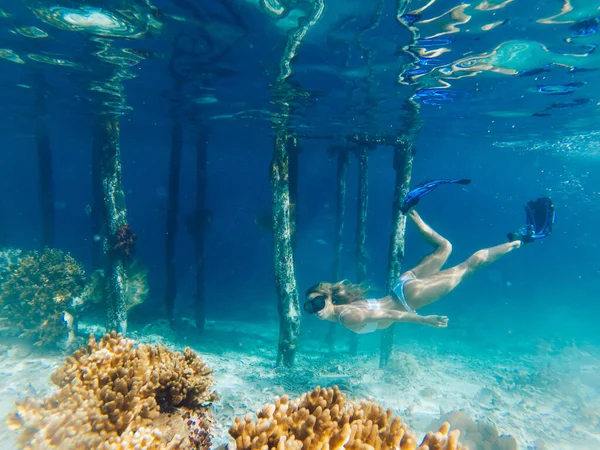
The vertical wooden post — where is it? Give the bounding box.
[194,132,208,333]
[288,136,299,251]
[271,114,300,368]
[99,117,129,334]
[349,145,369,355]
[355,146,370,285]
[91,133,103,270]
[270,0,324,367]
[379,139,414,368]
[333,149,349,281]
[327,148,349,352]
[34,75,54,250]
[165,121,183,323]
[36,120,54,249]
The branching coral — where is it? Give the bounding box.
[8,332,217,449]
[0,248,87,346]
[229,385,465,450]
[0,248,23,273]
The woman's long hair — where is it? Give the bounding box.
[305,279,368,305]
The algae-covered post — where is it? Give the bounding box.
[269,0,324,367]
[380,102,420,367]
[350,145,370,355]
[193,132,208,333]
[327,146,350,352]
[91,134,103,270]
[98,117,130,334]
[164,34,188,325]
[355,145,369,288]
[333,148,349,282]
[380,139,413,367]
[34,74,55,249]
[271,112,300,368]
[36,120,54,249]
[165,121,183,323]
[288,135,299,250]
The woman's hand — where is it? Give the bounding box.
[424,315,448,328]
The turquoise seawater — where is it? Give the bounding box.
[0,0,598,449]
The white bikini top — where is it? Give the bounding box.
[338,299,380,334]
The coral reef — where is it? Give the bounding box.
[430,411,518,450]
[229,385,465,450]
[0,246,150,343]
[0,248,23,274]
[0,248,87,347]
[8,332,216,449]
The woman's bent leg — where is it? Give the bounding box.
[405,240,522,310]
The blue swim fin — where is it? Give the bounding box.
[507,197,555,244]
[401,178,471,214]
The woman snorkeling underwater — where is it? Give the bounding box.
[304,198,554,334]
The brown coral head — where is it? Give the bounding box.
[230,386,468,450]
[0,248,87,347]
[10,331,216,449]
[110,224,137,259]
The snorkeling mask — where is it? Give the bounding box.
[304,294,326,314]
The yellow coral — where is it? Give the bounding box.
[9,332,216,449]
[0,248,87,346]
[229,386,465,450]
[105,426,184,449]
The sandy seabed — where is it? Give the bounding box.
[0,318,598,449]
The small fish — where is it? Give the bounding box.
[315,239,328,246]
[401,178,471,214]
